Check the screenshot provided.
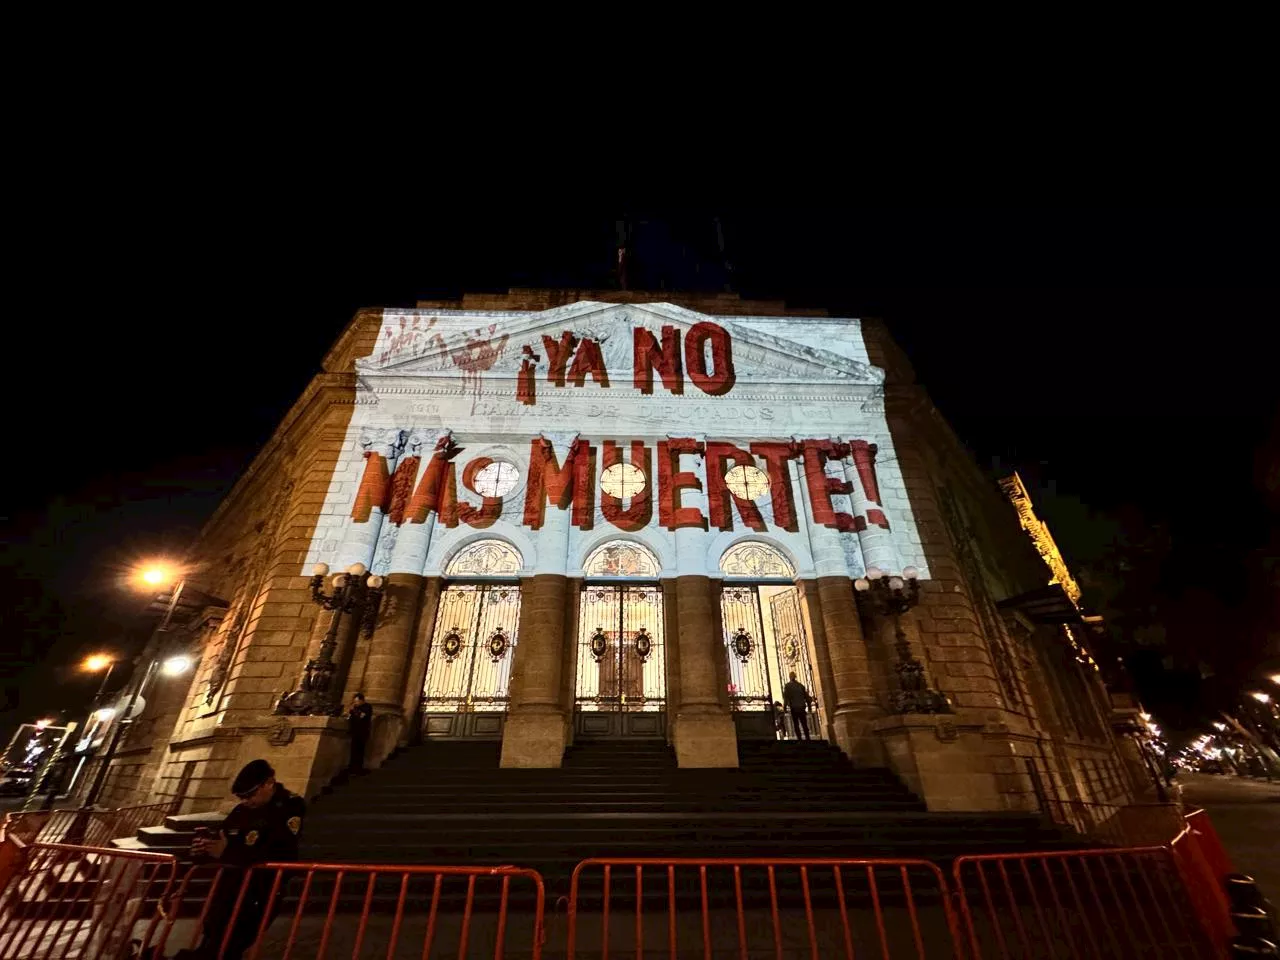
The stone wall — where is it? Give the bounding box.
[858,318,1140,811]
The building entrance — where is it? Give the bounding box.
[718,542,823,741]
[420,540,523,739]
[573,541,667,739]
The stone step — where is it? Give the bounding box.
[320,785,915,800]
[370,771,893,784]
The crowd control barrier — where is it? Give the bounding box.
[953,845,1221,958]
[217,862,546,960]
[0,841,177,959]
[566,857,962,960]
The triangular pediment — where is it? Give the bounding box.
[357,300,884,387]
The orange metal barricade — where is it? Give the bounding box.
[149,862,244,956]
[0,841,177,959]
[1169,824,1236,951]
[3,810,118,848]
[108,799,181,841]
[1183,807,1234,882]
[2,799,180,850]
[953,845,1222,959]
[1040,798,1188,848]
[566,857,964,960]
[214,862,546,960]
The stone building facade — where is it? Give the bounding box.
[94,290,1150,815]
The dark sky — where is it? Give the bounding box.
[2,208,1275,741]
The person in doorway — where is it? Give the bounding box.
[347,692,373,774]
[783,672,812,741]
[175,760,305,960]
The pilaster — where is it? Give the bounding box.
[806,576,886,765]
[501,574,570,767]
[355,572,426,766]
[670,575,738,767]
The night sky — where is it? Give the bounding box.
[2,208,1275,744]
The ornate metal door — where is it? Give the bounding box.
[721,584,821,739]
[721,585,774,710]
[575,584,666,738]
[768,588,821,732]
[421,582,521,738]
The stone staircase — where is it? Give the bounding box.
[296,739,1072,894]
[109,739,1079,902]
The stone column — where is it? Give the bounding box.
[669,439,738,768]
[354,430,444,766]
[501,574,570,767]
[810,578,886,765]
[500,432,575,768]
[662,578,682,746]
[794,450,883,756]
[843,443,900,575]
[357,573,426,766]
[399,576,444,743]
[671,576,738,767]
[334,427,405,571]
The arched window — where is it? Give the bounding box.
[719,541,795,579]
[445,539,523,577]
[583,540,660,578]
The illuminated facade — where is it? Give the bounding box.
[96,290,1150,815]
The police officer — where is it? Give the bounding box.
[347,692,373,774]
[176,759,305,960]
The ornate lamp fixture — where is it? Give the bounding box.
[276,562,385,716]
[854,566,952,715]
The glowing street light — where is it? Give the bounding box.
[161,655,193,677]
[1251,692,1271,704]
[138,564,177,587]
[1212,722,1227,731]
[1270,674,1280,686]
[82,654,118,704]
[84,559,193,808]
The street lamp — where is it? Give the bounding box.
[276,562,384,716]
[1251,691,1271,704]
[80,561,193,809]
[83,654,118,706]
[853,566,952,714]
[161,655,193,677]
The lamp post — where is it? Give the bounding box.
[80,570,191,809]
[853,566,952,714]
[83,655,117,706]
[276,562,384,717]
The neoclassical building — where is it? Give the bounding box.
[95,290,1151,814]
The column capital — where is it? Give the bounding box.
[360,427,406,460]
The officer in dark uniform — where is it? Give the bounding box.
[347,692,373,774]
[175,759,305,960]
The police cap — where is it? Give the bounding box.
[231,759,274,795]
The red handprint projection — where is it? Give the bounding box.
[450,325,510,412]
[378,315,438,366]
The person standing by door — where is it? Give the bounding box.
[782,672,812,741]
[347,693,373,774]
